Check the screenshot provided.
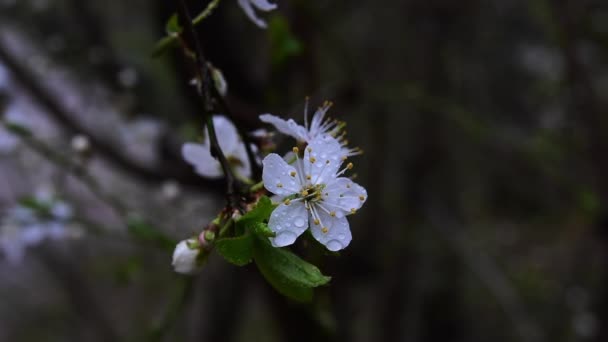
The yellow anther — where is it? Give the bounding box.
[359,195,365,201]
[321,227,329,234]
[290,171,296,177]
[341,155,347,161]
[346,183,352,189]
[277,183,283,188]
[301,190,309,196]
[284,199,291,205]
[326,159,330,164]
[309,157,316,163]
[313,219,320,225]
[306,175,311,180]
[347,162,354,169]
[330,211,336,217]
[307,147,312,153]
[350,208,357,214]
[292,147,299,154]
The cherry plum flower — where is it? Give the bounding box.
[182,115,253,179]
[262,135,367,251]
[259,101,360,157]
[237,0,277,29]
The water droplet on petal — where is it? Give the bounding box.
[326,240,343,251]
[294,217,306,228]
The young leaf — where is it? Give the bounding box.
[215,233,254,266]
[236,196,276,231]
[252,236,331,301]
[165,13,182,35]
[252,222,275,238]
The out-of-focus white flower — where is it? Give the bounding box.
[260,101,361,157]
[0,194,78,264]
[161,180,181,201]
[70,134,91,154]
[172,238,202,274]
[237,0,277,28]
[182,115,253,179]
[117,67,138,88]
[262,135,367,251]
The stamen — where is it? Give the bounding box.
[309,157,316,163]
[330,211,336,217]
[313,219,320,225]
[306,174,311,180]
[350,208,357,214]
[290,171,296,177]
[292,146,299,155]
[359,195,365,201]
[322,227,329,234]
[284,199,291,205]
[301,190,309,196]
[277,183,283,188]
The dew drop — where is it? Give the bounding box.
[294,217,306,228]
[326,240,343,251]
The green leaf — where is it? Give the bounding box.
[236,196,276,231]
[252,222,275,238]
[253,236,330,302]
[151,35,178,58]
[215,233,254,266]
[3,122,32,137]
[268,15,303,66]
[165,13,182,35]
[127,218,176,252]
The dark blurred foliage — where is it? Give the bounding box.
[2,0,608,341]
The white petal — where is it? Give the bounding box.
[268,202,308,247]
[237,0,269,28]
[231,143,252,178]
[323,178,367,214]
[303,135,343,185]
[212,116,240,155]
[250,0,277,11]
[182,143,223,178]
[262,153,301,195]
[259,113,308,141]
[309,208,352,251]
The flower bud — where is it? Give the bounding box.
[171,238,202,275]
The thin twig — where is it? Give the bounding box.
[175,0,243,208]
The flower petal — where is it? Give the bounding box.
[182,143,223,178]
[212,115,240,155]
[262,153,301,195]
[309,208,352,251]
[268,202,308,247]
[232,143,252,179]
[304,135,344,185]
[259,113,308,141]
[237,0,269,28]
[323,178,367,215]
[250,0,277,11]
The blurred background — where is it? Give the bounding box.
[1,0,608,341]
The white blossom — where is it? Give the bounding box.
[237,0,277,28]
[182,115,253,179]
[0,194,78,264]
[262,135,367,251]
[172,238,202,275]
[259,101,360,157]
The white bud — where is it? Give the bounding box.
[70,134,90,154]
[171,238,202,275]
[209,64,228,97]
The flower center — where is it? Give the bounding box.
[299,183,325,203]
